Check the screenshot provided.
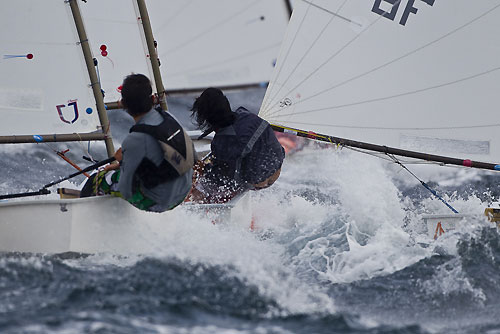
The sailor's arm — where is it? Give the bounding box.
[103,148,122,171]
[117,134,147,199]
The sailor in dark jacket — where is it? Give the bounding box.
[189,87,285,203]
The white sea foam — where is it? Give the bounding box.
[249,147,431,284]
[7,143,493,325]
[60,144,494,319]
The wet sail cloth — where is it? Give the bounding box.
[79,0,290,103]
[259,0,500,166]
[196,107,285,202]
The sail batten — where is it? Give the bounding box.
[261,0,500,165]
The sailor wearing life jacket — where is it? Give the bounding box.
[81,74,195,212]
[189,87,285,203]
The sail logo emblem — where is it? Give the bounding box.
[56,100,79,124]
[279,98,292,108]
[372,0,435,26]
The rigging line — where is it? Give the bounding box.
[160,0,263,56]
[268,66,500,120]
[333,142,460,169]
[346,146,447,167]
[300,0,362,26]
[346,145,418,165]
[264,2,500,119]
[316,139,455,172]
[386,154,459,214]
[267,118,500,131]
[75,132,94,163]
[262,0,351,112]
[166,42,282,77]
[155,0,196,34]
[262,0,391,117]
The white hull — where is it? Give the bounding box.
[423,212,499,240]
[422,214,470,240]
[0,194,252,254]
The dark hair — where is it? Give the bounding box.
[191,88,235,131]
[121,74,153,117]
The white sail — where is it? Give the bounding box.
[146,0,291,91]
[260,0,500,163]
[79,0,157,104]
[0,0,102,136]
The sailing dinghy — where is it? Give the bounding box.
[257,0,500,239]
[0,0,252,254]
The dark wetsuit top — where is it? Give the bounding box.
[201,107,284,195]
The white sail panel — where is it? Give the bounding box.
[146,0,291,91]
[80,0,156,103]
[260,0,500,163]
[0,0,101,136]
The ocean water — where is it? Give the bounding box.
[1,88,500,334]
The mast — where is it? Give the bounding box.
[68,0,115,158]
[136,0,168,112]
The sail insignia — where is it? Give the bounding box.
[372,0,436,26]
